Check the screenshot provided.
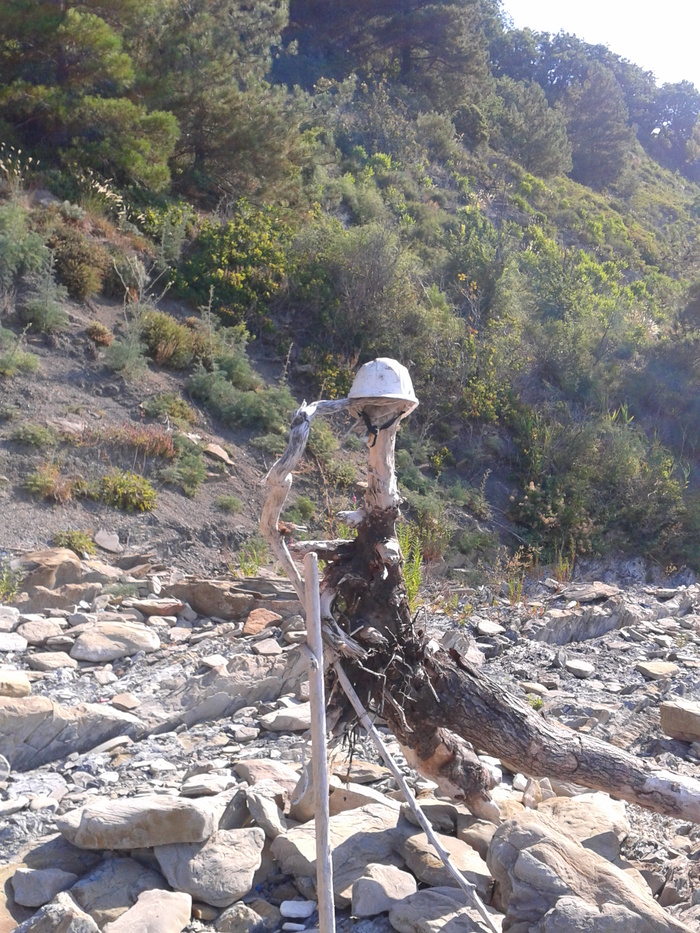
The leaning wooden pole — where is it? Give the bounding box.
[304,552,335,933]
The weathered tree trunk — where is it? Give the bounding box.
[263,400,700,824]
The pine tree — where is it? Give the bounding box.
[494,78,572,178]
[559,64,634,188]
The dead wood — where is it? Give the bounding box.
[263,398,700,825]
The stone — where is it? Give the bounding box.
[660,698,700,742]
[565,659,595,679]
[536,793,629,862]
[636,660,679,680]
[400,832,493,899]
[70,621,160,662]
[20,548,82,591]
[94,530,123,554]
[352,863,417,917]
[110,692,141,712]
[533,895,689,932]
[245,785,287,838]
[271,803,412,908]
[11,869,79,908]
[0,606,20,631]
[243,608,283,636]
[0,696,142,770]
[215,902,275,933]
[259,702,310,732]
[23,834,103,877]
[180,773,238,797]
[154,828,265,908]
[203,443,234,465]
[101,889,192,933]
[233,759,300,794]
[332,759,391,784]
[129,598,184,617]
[57,794,225,849]
[27,652,78,671]
[0,862,34,932]
[280,901,316,919]
[456,817,497,859]
[331,780,402,817]
[566,582,621,603]
[400,799,458,834]
[0,632,28,652]
[16,619,63,645]
[487,810,690,933]
[166,581,254,622]
[477,619,505,637]
[251,639,282,657]
[12,891,100,933]
[69,857,168,926]
[388,887,502,933]
[0,670,31,697]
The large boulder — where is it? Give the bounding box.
[101,889,192,933]
[154,828,265,908]
[12,891,99,933]
[57,795,226,850]
[70,621,160,662]
[271,803,413,907]
[19,549,82,591]
[69,857,168,925]
[487,811,691,933]
[0,697,142,770]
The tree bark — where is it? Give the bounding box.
[263,401,700,825]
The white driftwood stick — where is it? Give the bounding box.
[260,398,349,605]
[304,552,336,933]
[333,660,499,933]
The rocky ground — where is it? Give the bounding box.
[2,545,700,932]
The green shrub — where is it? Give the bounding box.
[102,252,148,300]
[214,349,261,390]
[104,326,148,381]
[0,559,23,602]
[216,494,243,513]
[188,367,295,434]
[25,463,85,503]
[284,495,316,524]
[397,521,423,611]
[160,436,206,497]
[20,255,69,333]
[12,423,58,447]
[234,533,269,577]
[53,530,96,557]
[251,433,286,456]
[82,422,176,459]
[325,459,357,488]
[0,334,39,377]
[140,310,196,368]
[48,226,110,300]
[98,469,157,511]
[143,393,197,427]
[0,201,47,292]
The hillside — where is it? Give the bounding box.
[1,0,700,579]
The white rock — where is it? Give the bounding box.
[0,632,28,652]
[70,621,160,662]
[280,901,316,919]
[154,827,265,908]
[352,863,417,918]
[102,889,192,933]
[12,867,79,907]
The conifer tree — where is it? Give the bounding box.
[494,78,572,178]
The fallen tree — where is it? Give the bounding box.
[261,365,700,825]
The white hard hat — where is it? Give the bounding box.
[348,358,418,413]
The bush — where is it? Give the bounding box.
[104,326,148,381]
[0,201,48,293]
[0,328,39,377]
[0,559,23,602]
[143,393,197,427]
[82,422,176,459]
[86,321,114,346]
[20,256,69,333]
[53,530,96,557]
[98,469,157,511]
[12,423,58,448]
[48,225,110,299]
[25,463,85,504]
[189,367,295,434]
[284,495,316,524]
[160,436,206,498]
[140,310,196,368]
[216,494,243,513]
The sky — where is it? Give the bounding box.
[501,0,700,90]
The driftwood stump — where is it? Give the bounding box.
[262,394,700,824]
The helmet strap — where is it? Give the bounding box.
[360,409,401,447]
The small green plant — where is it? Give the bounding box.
[82,422,176,460]
[0,326,39,377]
[216,494,243,513]
[143,393,197,427]
[160,436,206,497]
[140,310,197,368]
[251,433,287,456]
[25,463,85,504]
[0,557,23,602]
[98,469,157,512]
[20,253,70,334]
[397,520,423,612]
[234,533,269,577]
[527,694,544,712]
[105,321,148,381]
[553,545,575,584]
[53,530,96,557]
[12,423,58,448]
[283,495,316,524]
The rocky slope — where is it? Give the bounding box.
[1,546,700,932]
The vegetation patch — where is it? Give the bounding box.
[53,530,96,557]
[97,469,157,512]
